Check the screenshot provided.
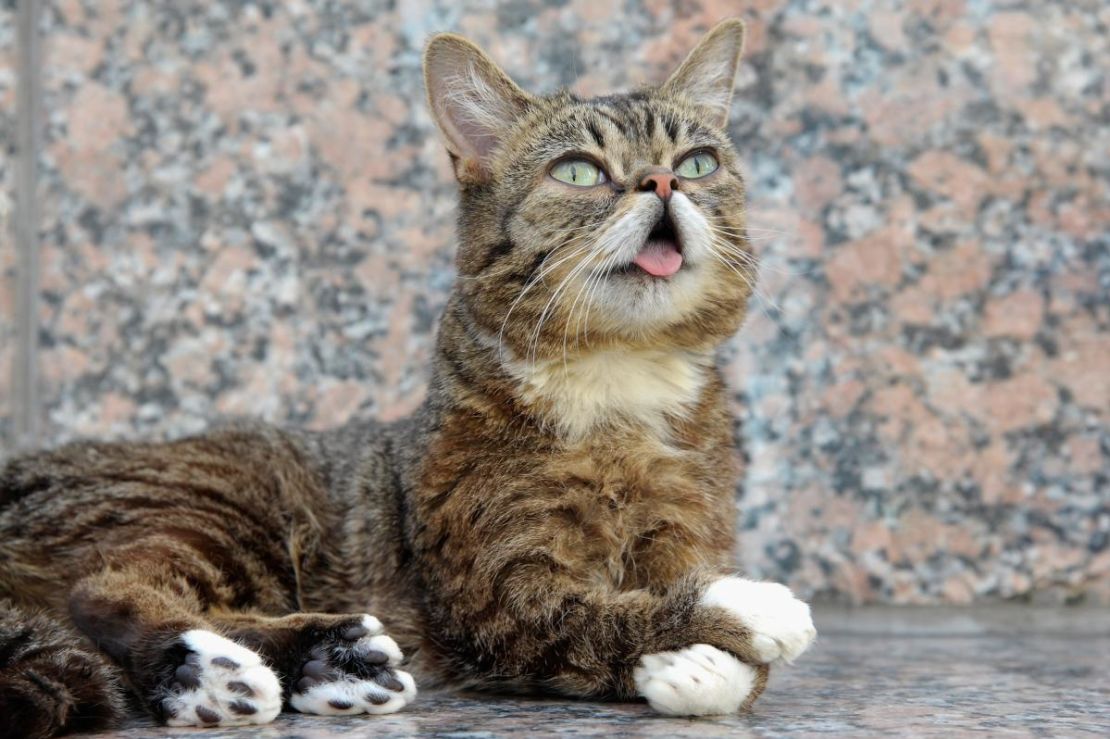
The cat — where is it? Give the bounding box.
[0,19,815,737]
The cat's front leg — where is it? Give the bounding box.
[633,643,767,716]
[697,578,816,664]
[632,577,815,716]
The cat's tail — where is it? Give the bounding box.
[0,599,127,739]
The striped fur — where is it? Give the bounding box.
[0,20,805,735]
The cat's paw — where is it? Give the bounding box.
[700,577,816,664]
[289,614,417,716]
[163,630,282,727]
[634,643,760,716]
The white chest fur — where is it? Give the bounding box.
[507,348,710,440]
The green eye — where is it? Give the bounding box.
[551,159,606,187]
[676,152,719,179]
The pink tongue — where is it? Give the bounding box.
[633,240,683,277]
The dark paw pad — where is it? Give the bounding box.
[288,614,416,716]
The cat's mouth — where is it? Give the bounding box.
[622,213,684,279]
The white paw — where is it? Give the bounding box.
[164,630,282,727]
[634,643,758,716]
[700,578,817,664]
[290,614,417,716]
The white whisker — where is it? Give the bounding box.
[573,249,623,353]
[496,241,593,362]
[527,249,597,366]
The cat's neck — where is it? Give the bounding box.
[433,297,717,443]
[504,347,714,441]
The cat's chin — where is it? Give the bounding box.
[591,262,707,330]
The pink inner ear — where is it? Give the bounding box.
[425,38,531,170]
[450,112,500,161]
[430,79,503,165]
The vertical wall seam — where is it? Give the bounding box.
[12,0,42,449]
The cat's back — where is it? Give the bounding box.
[0,421,320,511]
[0,422,348,607]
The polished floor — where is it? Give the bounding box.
[88,607,1110,738]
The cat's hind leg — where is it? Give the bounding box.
[212,611,417,716]
[157,629,283,727]
[68,556,283,728]
[0,599,127,739]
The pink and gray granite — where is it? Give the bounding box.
[0,1,1107,604]
[0,1,17,447]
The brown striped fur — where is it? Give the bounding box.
[0,20,790,735]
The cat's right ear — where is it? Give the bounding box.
[423,34,534,184]
[661,19,746,129]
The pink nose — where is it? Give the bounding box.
[638,170,678,201]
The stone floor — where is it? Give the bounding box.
[86,607,1110,738]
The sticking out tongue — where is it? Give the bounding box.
[633,239,683,277]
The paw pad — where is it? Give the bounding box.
[289,614,417,716]
[162,630,282,727]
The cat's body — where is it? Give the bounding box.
[0,21,816,738]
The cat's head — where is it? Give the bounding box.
[424,20,753,362]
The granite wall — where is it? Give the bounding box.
[0,0,1106,604]
[1,1,17,451]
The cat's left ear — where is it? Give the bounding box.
[424,33,535,184]
[661,19,747,129]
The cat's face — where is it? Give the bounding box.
[425,21,753,362]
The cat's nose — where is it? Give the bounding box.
[638,169,678,201]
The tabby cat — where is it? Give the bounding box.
[0,19,815,737]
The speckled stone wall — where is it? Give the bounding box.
[0,1,17,449]
[1,0,1107,604]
